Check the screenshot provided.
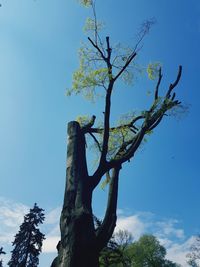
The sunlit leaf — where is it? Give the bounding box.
[100,172,111,190]
[147,62,161,80]
[78,0,92,7]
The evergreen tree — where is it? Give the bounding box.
[0,247,6,267]
[8,203,45,267]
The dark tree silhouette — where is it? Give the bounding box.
[8,203,45,267]
[0,247,6,267]
[99,229,133,267]
[51,1,183,266]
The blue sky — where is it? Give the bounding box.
[0,0,200,266]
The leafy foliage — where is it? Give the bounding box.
[129,234,166,266]
[78,0,92,7]
[99,233,180,267]
[147,62,162,80]
[66,1,182,173]
[83,17,105,33]
[99,230,133,267]
[8,203,45,267]
[76,115,92,127]
[66,44,109,101]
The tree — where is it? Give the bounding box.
[128,234,181,267]
[52,0,183,266]
[0,247,6,267]
[187,235,200,267]
[8,203,45,267]
[99,230,133,267]
[99,232,180,267]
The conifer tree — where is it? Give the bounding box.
[0,247,6,267]
[8,203,45,267]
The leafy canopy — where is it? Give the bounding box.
[67,0,183,192]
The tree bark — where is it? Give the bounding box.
[54,121,99,267]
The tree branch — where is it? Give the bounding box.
[89,114,145,189]
[155,67,162,100]
[166,65,182,98]
[82,115,96,133]
[89,115,144,134]
[95,165,121,251]
[110,126,147,166]
[100,81,114,162]
[106,36,112,62]
[88,132,102,152]
[113,52,137,81]
[88,37,106,61]
[109,65,182,166]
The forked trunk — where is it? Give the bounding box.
[53,121,99,267]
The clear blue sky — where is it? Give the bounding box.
[0,0,199,266]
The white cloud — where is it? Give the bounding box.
[45,207,61,225]
[166,236,196,267]
[155,219,185,239]
[0,197,29,245]
[42,224,60,253]
[42,236,60,253]
[116,215,146,239]
[42,207,61,254]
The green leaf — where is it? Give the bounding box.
[147,62,161,80]
[83,17,105,33]
[100,172,111,190]
[78,0,92,7]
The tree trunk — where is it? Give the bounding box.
[50,121,121,267]
[55,121,99,267]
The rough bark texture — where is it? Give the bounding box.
[53,121,99,267]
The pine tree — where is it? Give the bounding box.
[8,203,45,267]
[0,247,6,267]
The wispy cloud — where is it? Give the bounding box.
[0,197,30,264]
[166,237,195,266]
[45,207,61,225]
[155,219,185,239]
[116,214,146,239]
[0,197,29,244]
